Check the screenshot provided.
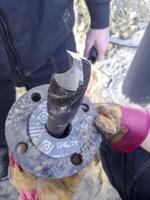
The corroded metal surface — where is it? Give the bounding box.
[29,100,95,158]
[6,84,101,179]
[47,52,91,137]
[5,52,102,179]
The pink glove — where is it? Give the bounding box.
[95,104,150,153]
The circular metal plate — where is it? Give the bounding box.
[6,85,101,179]
[29,101,81,158]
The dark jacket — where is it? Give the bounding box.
[100,140,150,200]
[0,0,110,81]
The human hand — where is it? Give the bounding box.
[95,103,150,153]
[95,103,127,143]
[84,27,109,61]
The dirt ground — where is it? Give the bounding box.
[0,1,150,200]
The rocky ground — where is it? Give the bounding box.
[0,1,150,200]
[75,0,150,105]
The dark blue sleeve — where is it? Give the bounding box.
[85,0,110,29]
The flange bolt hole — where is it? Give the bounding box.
[31,93,41,102]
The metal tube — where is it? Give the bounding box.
[46,52,91,138]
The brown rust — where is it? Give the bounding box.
[46,54,91,138]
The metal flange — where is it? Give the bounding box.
[6,84,101,179]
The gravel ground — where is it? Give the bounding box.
[98,30,144,104]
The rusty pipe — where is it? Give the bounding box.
[46,51,91,138]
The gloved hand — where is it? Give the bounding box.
[95,103,150,153]
[95,103,126,143]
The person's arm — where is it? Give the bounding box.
[95,103,150,153]
[84,0,110,61]
[85,0,110,29]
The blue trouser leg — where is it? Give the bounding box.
[0,80,15,178]
[0,80,16,148]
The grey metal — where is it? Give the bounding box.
[5,52,101,179]
[46,51,91,138]
[6,84,101,179]
[29,98,97,158]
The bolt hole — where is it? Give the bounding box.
[31,93,41,102]
[16,142,28,154]
[71,153,83,166]
[82,103,89,113]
